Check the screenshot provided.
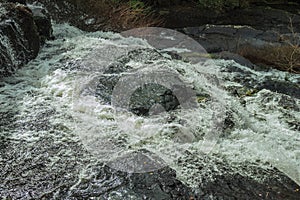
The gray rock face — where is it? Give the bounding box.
[27,0,94,31]
[93,49,182,116]
[182,25,285,53]
[0,3,52,77]
[0,3,40,77]
[178,154,300,200]
[28,5,53,43]
[163,3,300,33]
[129,83,180,116]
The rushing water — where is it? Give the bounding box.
[0,23,300,198]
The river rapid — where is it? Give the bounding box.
[0,23,299,199]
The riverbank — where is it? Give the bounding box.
[0,1,299,199]
[26,0,300,74]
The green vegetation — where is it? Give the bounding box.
[239,44,300,73]
[128,0,147,10]
[239,19,300,74]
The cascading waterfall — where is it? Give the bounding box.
[1,23,299,198]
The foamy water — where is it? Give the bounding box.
[1,23,299,189]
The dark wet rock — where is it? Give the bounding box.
[129,83,180,116]
[118,48,165,65]
[162,50,184,61]
[221,61,300,99]
[73,166,193,199]
[95,68,194,116]
[0,3,40,77]
[103,62,130,74]
[95,72,181,116]
[257,79,300,99]
[223,5,300,33]
[0,135,90,199]
[0,111,17,131]
[89,49,191,116]
[108,149,167,173]
[200,173,299,200]
[2,134,299,200]
[91,60,134,103]
[70,150,194,199]
[213,51,257,69]
[278,95,300,112]
[181,25,284,53]
[27,0,300,37]
[178,153,300,200]
[1,136,192,199]
[95,74,121,103]
[0,2,53,77]
[27,0,98,31]
[28,5,53,43]
[163,2,300,33]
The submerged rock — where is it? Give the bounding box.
[129,83,180,116]
[90,48,195,116]
[95,73,182,116]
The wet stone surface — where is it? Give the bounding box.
[0,136,195,199]
[1,9,300,199]
[177,153,300,200]
[0,2,52,77]
[92,48,182,116]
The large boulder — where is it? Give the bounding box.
[28,5,53,43]
[181,25,285,53]
[91,49,192,116]
[0,3,40,77]
[0,2,52,77]
[27,0,93,31]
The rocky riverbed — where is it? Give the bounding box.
[0,1,300,200]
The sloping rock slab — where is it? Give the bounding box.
[181,25,289,53]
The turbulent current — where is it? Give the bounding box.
[0,23,300,199]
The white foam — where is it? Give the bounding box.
[1,23,299,187]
